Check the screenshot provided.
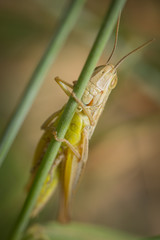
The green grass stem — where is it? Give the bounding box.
[9,0,126,239]
[0,0,86,166]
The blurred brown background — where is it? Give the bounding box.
[0,0,160,239]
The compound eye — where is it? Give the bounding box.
[109,76,117,89]
[82,93,93,105]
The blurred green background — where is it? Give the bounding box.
[0,0,160,239]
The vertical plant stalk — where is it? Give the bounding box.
[9,0,126,240]
[0,0,86,167]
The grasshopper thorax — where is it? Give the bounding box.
[81,64,117,107]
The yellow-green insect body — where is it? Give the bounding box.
[28,63,117,221]
[27,16,152,220]
[28,106,90,219]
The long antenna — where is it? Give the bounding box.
[106,14,121,64]
[114,38,154,70]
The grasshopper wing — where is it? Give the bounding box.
[58,127,89,222]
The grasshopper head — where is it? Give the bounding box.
[91,64,117,90]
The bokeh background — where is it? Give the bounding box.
[0,0,160,239]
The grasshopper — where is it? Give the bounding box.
[27,17,153,222]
